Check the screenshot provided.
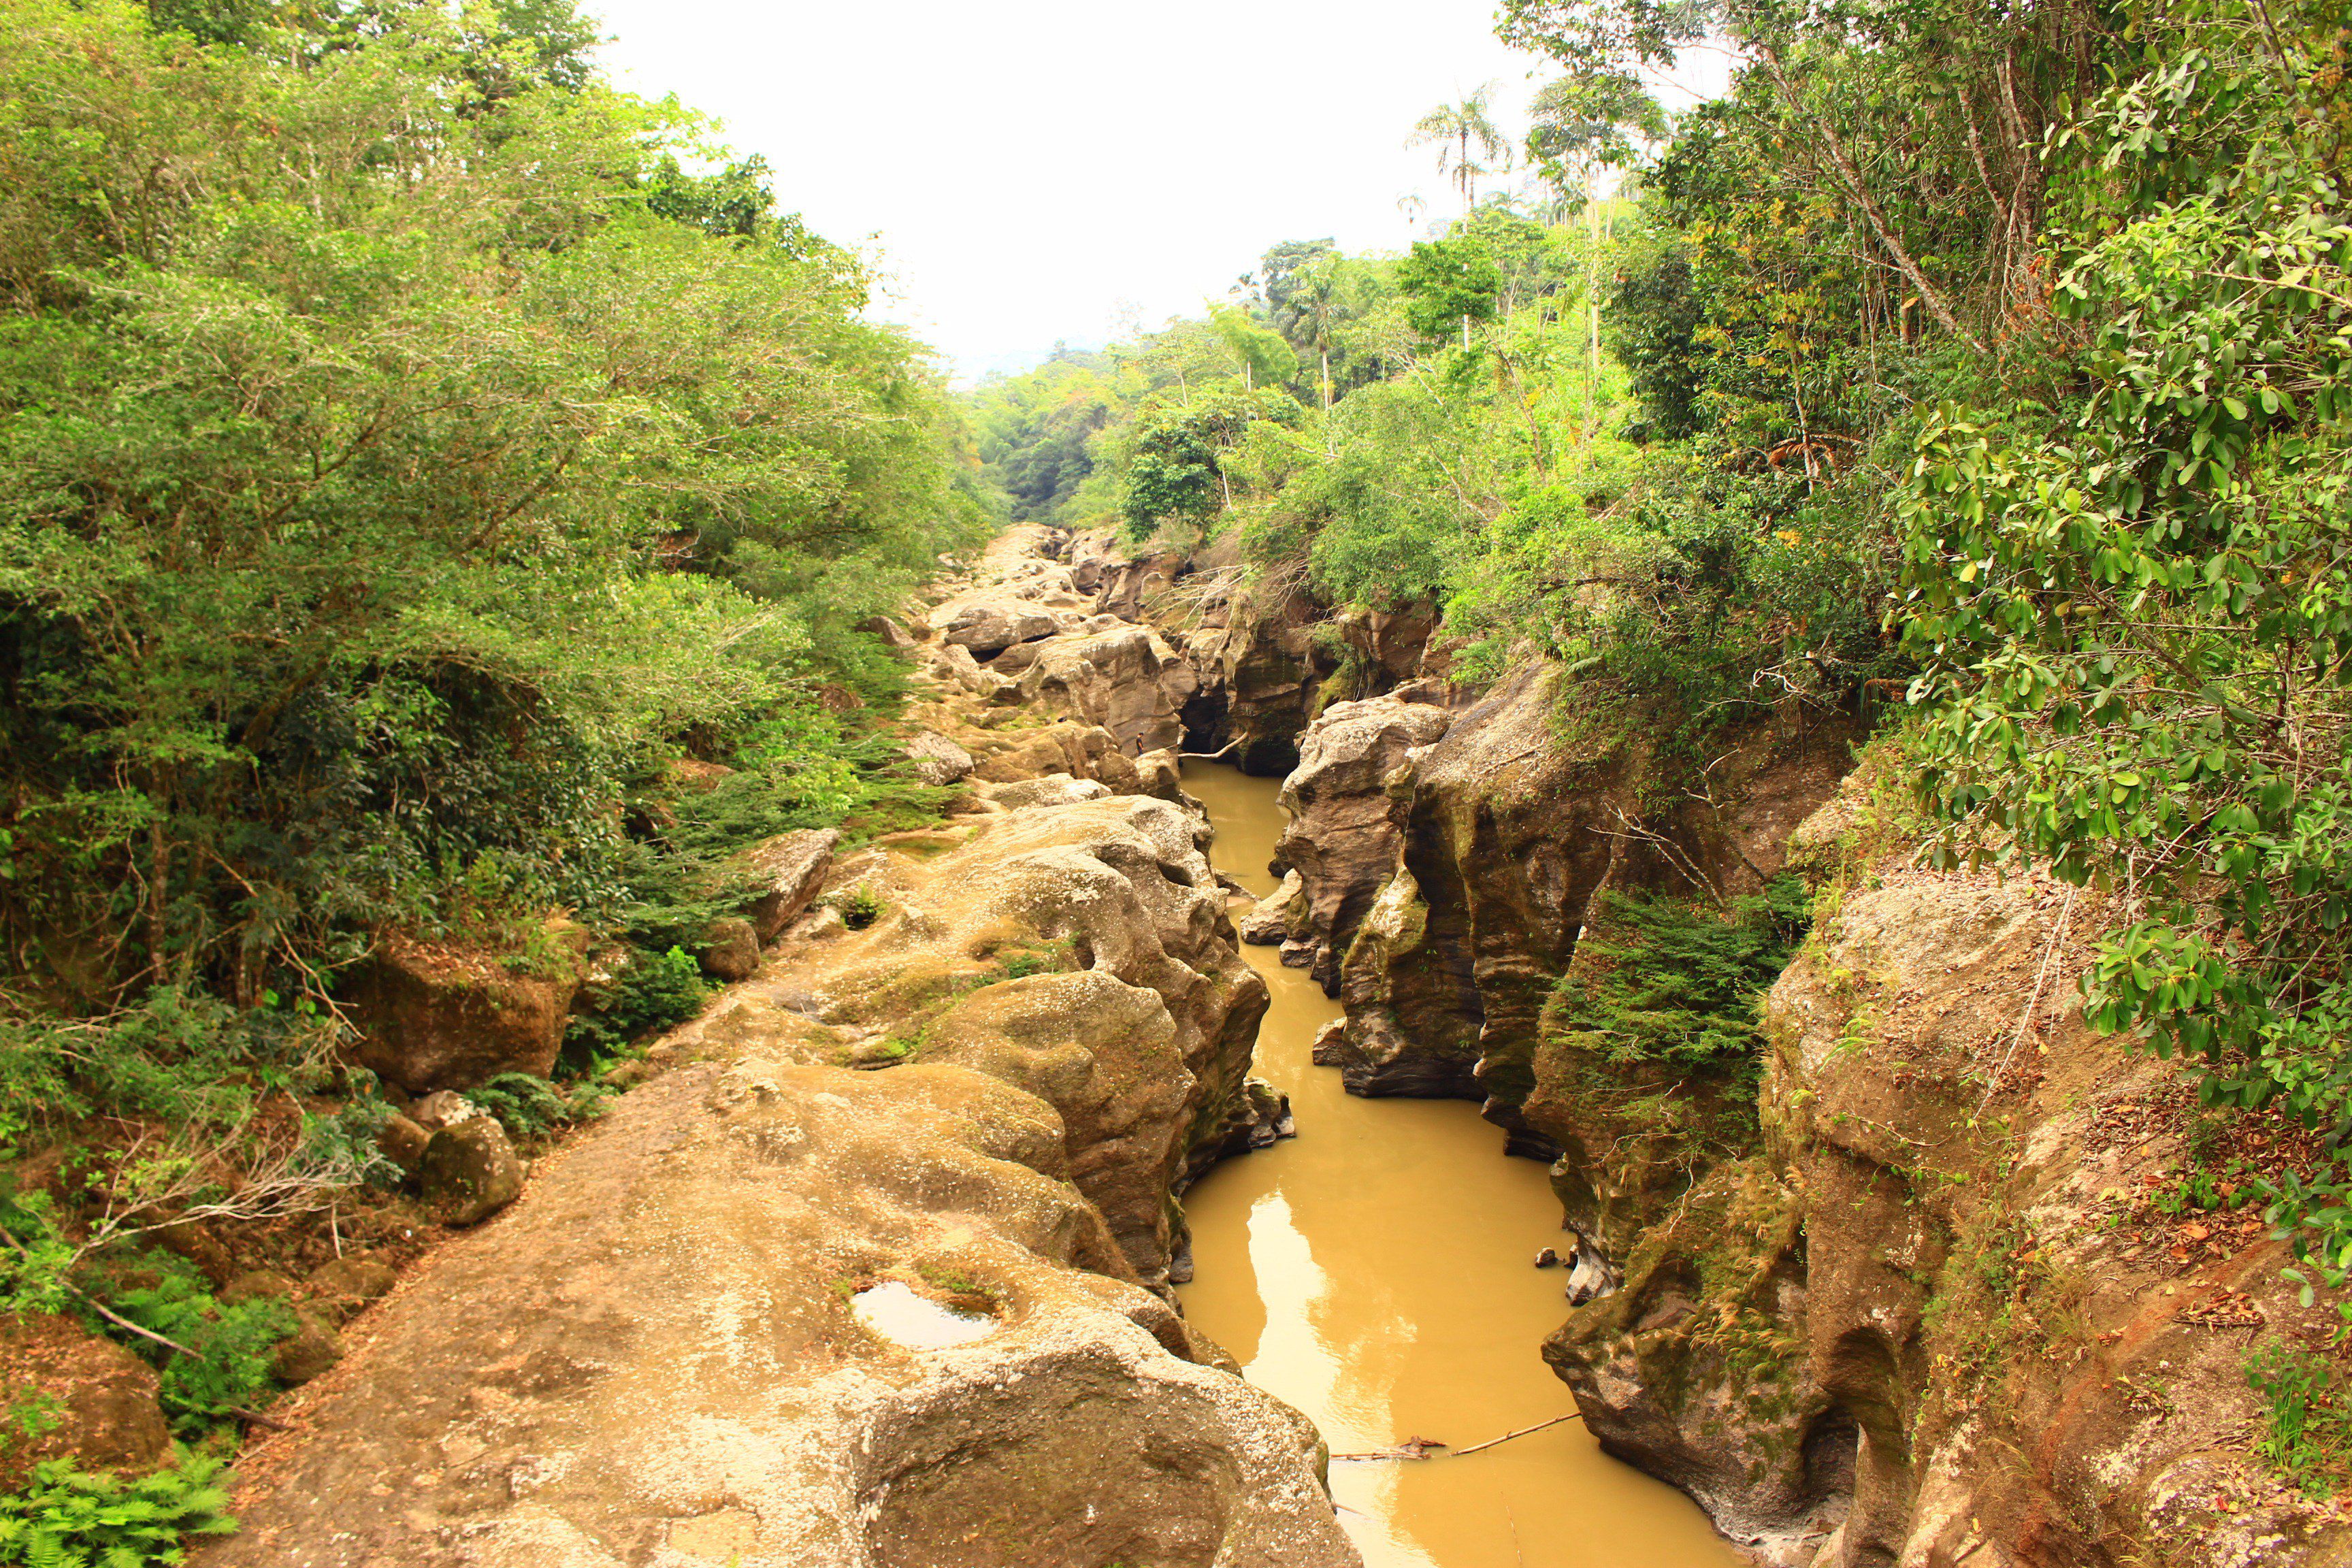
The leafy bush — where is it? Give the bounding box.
[2247,1342,2352,1499]
[459,1074,609,1146]
[0,1454,236,1566]
[102,1269,292,1435]
[561,948,708,1068]
[1550,875,1811,1097]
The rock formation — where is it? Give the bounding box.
[1533,768,2352,1567]
[203,525,1352,1568]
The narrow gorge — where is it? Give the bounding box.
[7,5,2348,1565]
[160,527,2348,1567]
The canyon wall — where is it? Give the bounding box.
[1068,522,2351,1568]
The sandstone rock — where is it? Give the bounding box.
[928,641,1004,697]
[1237,870,1305,945]
[904,730,975,786]
[272,1311,344,1384]
[740,828,840,943]
[418,1117,523,1226]
[221,1269,295,1305]
[346,932,581,1094]
[201,525,1349,1568]
[698,916,760,982]
[599,1057,655,1090]
[375,1112,431,1175]
[970,719,1141,794]
[408,1090,481,1131]
[1011,625,1193,755]
[0,1313,171,1485]
[1130,746,1191,804]
[983,774,1111,811]
[988,639,1043,674]
[306,1256,398,1322]
[860,613,918,648]
[945,609,1058,657]
[1271,693,1451,992]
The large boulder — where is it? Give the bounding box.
[904,731,975,787]
[0,1313,170,1486]
[698,917,761,982]
[1271,692,1452,992]
[418,1116,524,1227]
[1011,625,1194,755]
[1237,870,1305,945]
[740,829,840,945]
[945,610,1058,659]
[346,931,583,1094]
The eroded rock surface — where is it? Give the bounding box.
[1539,777,2352,1568]
[208,524,1350,1567]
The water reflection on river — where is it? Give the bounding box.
[1176,762,1740,1568]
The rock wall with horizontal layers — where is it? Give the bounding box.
[200,527,1351,1568]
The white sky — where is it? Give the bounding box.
[583,1,1725,382]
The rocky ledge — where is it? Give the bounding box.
[201,529,1350,1568]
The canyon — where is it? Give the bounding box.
[198,526,2352,1567]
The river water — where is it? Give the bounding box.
[1177,763,1738,1568]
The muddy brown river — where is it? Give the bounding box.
[1177,763,1740,1568]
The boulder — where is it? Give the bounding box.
[983,775,1111,811]
[1130,747,1192,806]
[418,1117,524,1227]
[740,828,840,944]
[0,1313,171,1486]
[375,1111,431,1176]
[928,642,1005,698]
[271,1311,344,1385]
[904,731,975,787]
[221,1269,295,1305]
[859,614,919,648]
[698,916,760,983]
[1271,693,1452,992]
[1237,870,1304,945]
[1012,625,1192,755]
[408,1090,481,1131]
[306,1256,398,1323]
[945,610,1058,658]
[345,932,582,1094]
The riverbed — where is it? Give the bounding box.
[1177,762,1739,1568]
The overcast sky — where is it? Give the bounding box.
[583,0,1582,381]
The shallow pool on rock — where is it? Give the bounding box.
[1177,762,1739,1568]
[853,1281,996,1351]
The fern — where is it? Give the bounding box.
[0,1454,235,1566]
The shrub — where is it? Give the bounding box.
[459,1074,609,1146]
[2247,1341,2352,1499]
[1550,875,1811,1098]
[101,1269,292,1435]
[561,947,708,1068]
[0,1453,237,1566]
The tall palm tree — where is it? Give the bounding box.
[1407,82,1512,216]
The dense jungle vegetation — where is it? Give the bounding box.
[2,0,2348,1550]
[974,0,2352,1290]
[0,0,985,1534]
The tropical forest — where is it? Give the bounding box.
[1,0,2348,1564]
